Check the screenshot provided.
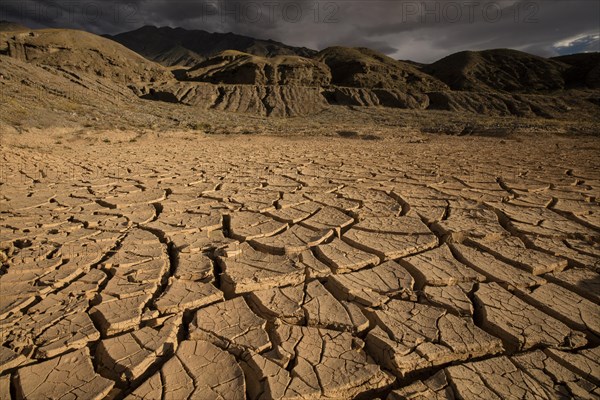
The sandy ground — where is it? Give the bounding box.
[1,131,599,399]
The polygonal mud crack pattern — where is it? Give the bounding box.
[364,300,504,378]
[1,136,599,399]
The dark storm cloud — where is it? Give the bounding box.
[1,0,598,62]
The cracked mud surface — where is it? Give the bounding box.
[1,133,599,399]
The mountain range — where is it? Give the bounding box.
[1,22,598,123]
[104,25,316,67]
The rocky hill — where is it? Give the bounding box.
[185,50,331,86]
[0,54,159,132]
[316,46,447,92]
[0,28,170,83]
[554,53,600,89]
[424,49,570,93]
[106,26,316,67]
[314,47,448,109]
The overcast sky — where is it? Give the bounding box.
[1,0,598,62]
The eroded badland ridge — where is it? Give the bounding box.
[0,23,599,132]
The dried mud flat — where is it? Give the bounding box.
[1,132,599,399]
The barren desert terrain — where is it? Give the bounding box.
[1,128,599,399]
[1,19,600,400]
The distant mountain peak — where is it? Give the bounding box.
[105,25,316,67]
